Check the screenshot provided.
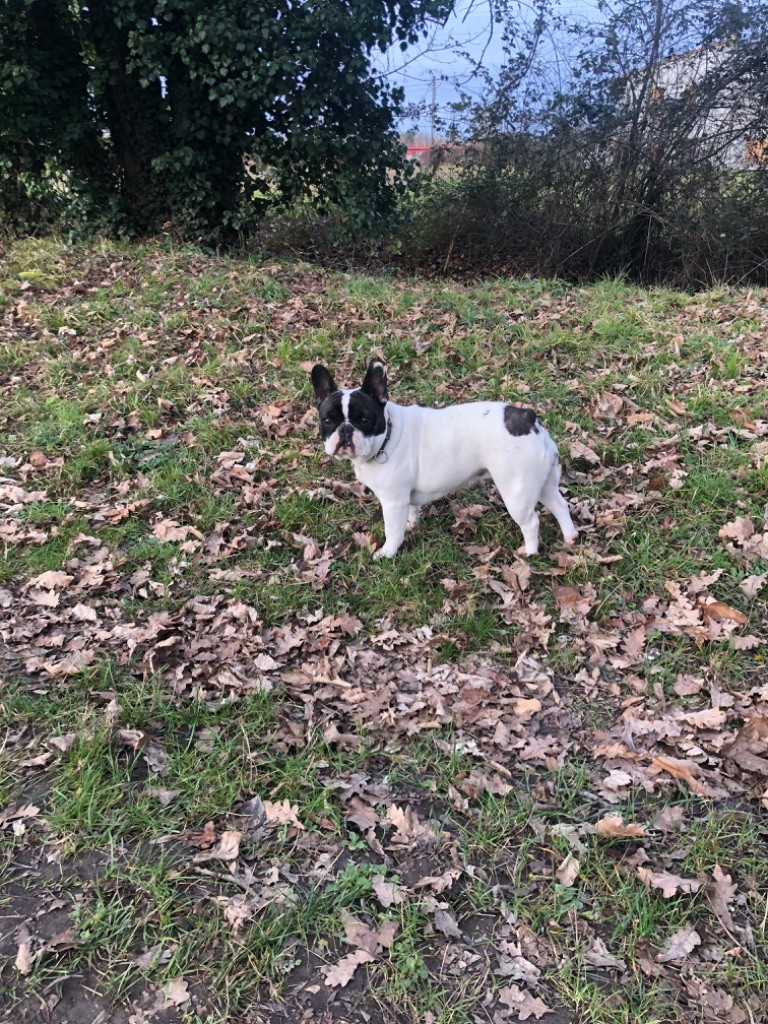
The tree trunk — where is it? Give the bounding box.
[86,3,169,231]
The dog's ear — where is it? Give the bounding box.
[311,365,337,408]
[360,361,388,406]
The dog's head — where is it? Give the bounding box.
[311,361,388,460]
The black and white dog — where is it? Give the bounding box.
[311,361,578,559]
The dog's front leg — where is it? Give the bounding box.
[373,500,409,559]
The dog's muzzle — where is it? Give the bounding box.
[335,423,354,453]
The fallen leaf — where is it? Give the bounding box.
[585,937,627,972]
[146,787,181,806]
[651,755,719,797]
[413,867,462,893]
[345,797,380,831]
[41,928,80,953]
[152,519,204,543]
[656,925,701,963]
[193,829,241,864]
[556,853,580,887]
[594,815,646,839]
[433,907,462,939]
[27,570,73,590]
[371,875,405,908]
[322,949,375,988]
[597,769,634,803]
[569,439,601,466]
[700,601,748,626]
[673,674,704,697]
[15,924,33,975]
[263,799,306,831]
[159,977,190,1008]
[253,653,280,672]
[707,864,737,931]
[341,912,397,955]
[385,804,435,846]
[651,806,685,833]
[718,517,754,544]
[722,715,768,774]
[498,984,553,1020]
[740,574,766,597]
[187,820,216,849]
[636,867,703,898]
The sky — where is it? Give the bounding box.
[374,0,605,137]
[375,0,505,136]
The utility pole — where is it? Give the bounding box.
[430,75,436,146]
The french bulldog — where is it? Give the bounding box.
[311,361,578,559]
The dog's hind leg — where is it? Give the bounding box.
[491,477,541,554]
[539,464,578,544]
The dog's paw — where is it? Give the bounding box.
[563,529,579,546]
[373,545,399,560]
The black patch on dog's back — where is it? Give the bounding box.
[504,405,538,436]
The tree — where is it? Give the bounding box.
[0,0,454,238]
[424,0,768,284]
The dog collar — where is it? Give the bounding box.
[370,414,392,463]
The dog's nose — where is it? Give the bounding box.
[338,423,353,446]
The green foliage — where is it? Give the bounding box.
[0,0,453,239]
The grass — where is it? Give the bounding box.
[1,237,767,1023]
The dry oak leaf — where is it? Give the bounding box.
[512,697,542,718]
[413,867,462,893]
[371,875,405,908]
[345,797,380,831]
[28,588,59,608]
[556,853,580,887]
[322,949,375,988]
[597,769,634,803]
[14,924,33,975]
[651,755,720,798]
[341,912,398,955]
[584,937,627,972]
[1,803,41,824]
[700,601,748,626]
[651,805,685,833]
[193,829,242,864]
[707,864,737,931]
[554,585,594,618]
[385,804,435,845]
[28,570,73,590]
[498,985,553,1021]
[158,977,191,1008]
[187,820,216,849]
[253,653,280,672]
[636,867,703,898]
[263,799,306,831]
[41,650,95,677]
[681,708,728,730]
[740,574,766,597]
[722,714,768,774]
[718,517,754,545]
[656,925,701,963]
[433,907,462,939]
[594,815,646,839]
[151,518,205,543]
[674,674,705,697]
[569,439,601,466]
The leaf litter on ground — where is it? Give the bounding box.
[1,240,768,1024]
